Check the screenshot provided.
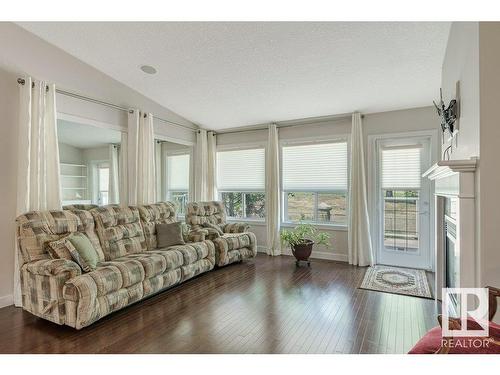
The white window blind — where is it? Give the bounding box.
[282,142,348,191]
[217,148,265,191]
[167,154,190,191]
[381,146,421,189]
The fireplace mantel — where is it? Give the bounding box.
[423,158,477,181]
[423,157,478,302]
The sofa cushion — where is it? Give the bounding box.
[16,210,105,264]
[117,252,178,278]
[186,201,226,228]
[218,233,254,251]
[201,222,224,235]
[67,233,99,272]
[66,209,106,261]
[47,237,74,261]
[156,222,185,248]
[137,202,177,250]
[91,206,146,260]
[98,259,146,288]
[224,222,250,233]
[147,249,186,270]
[165,242,211,265]
[211,232,257,266]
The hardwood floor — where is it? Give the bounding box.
[0,254,439,354]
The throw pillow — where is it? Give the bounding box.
[66,232,99,272]
[47,237,74,260]
[201,222,224,235]
[156,222,186,248]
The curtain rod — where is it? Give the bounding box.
[17,78,197,133]
[215,112,364,136]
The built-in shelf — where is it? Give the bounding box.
[60,163,87,168]
[60,162,89,201]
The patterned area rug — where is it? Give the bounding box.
[360,265,432,299]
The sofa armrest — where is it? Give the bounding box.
[187,229,209,242]
[223,222,250,233]
[25,258,82,279]
[21,259,82,325]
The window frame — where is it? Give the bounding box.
[280,135,350,229]
[89,160,110,206]
[166,149,192,218]
[216,143,267,223]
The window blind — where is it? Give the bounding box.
[381,146,421,189]
[217,148,265,191]
[282,142,348,191]
[167,154,190,191]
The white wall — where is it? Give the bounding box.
[441,22,480,161]
[0,23,198,306]
[439,22,500,310]
[59,143,84,164]
[0,68,19,307]
[478,23,500,291]
[217,106,438,261]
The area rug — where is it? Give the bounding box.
[359,265,432,299]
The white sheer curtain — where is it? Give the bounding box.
[348,113,374,266]
[266,124,281,256]
[118,132,128,207]
[108,144,120,204]
[154,141,162,201]
[15,77,61,306]
[154,141,168,201]
[207,131,217,201]
[127,110,156,205]
[194,129,208,201]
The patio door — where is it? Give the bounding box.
[375,137,432,270]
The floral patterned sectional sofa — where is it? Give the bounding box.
[16,201,256,329]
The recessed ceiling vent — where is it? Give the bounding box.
[140,65,157,74]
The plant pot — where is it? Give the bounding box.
[291,239,314,266]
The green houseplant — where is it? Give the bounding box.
[280,223,330,266]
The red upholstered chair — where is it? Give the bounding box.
[409,286,500,354]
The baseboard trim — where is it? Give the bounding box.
[0,294,13,309]
[257,245,268,253]
[259,246,348,262]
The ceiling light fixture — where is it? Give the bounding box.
[140,65,157,74]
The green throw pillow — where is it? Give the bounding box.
[67,232,99,272]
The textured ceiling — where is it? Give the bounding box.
[20,22,450,130]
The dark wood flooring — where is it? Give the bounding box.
[0,254,439,354]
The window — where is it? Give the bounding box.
[282,141,348,225]
[381,146,421,252]
[167,153,190,216]
[97,164,110,206]
[217,148,266,220]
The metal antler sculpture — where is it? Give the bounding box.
[433,88,458,135]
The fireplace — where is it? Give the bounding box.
[444,197,458,290]
[423,158,477,304]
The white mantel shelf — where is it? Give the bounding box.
[423,158,477,181]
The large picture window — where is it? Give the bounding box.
[217,147,266,220]
[282,141,348,225]
[167,153,190,216]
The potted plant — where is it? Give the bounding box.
[280,223,330,267]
